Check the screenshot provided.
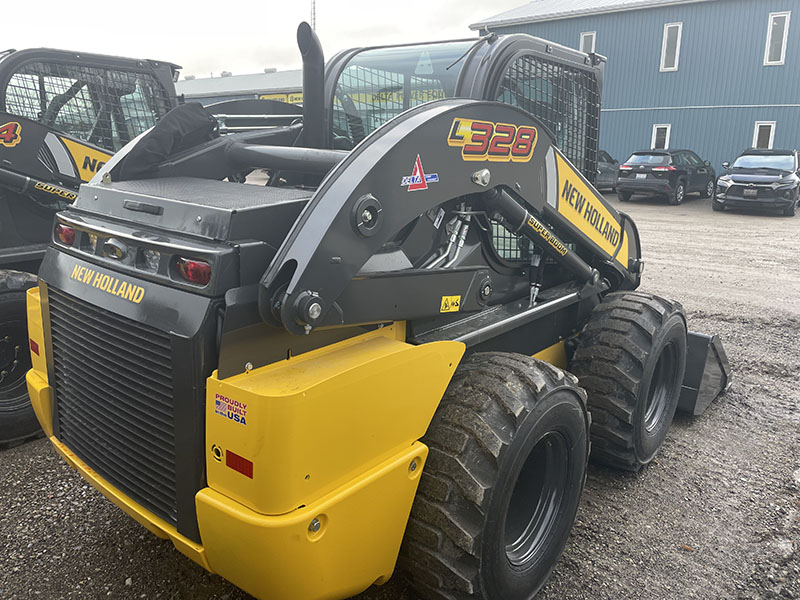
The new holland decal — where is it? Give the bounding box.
[554,153,628,264]
[447,118,537,162]
[401,154,439,191]
[69,264,145,303]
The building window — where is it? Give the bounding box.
[660,22,683,71]
[753,121,776,149]
[652,124,671,149]
[764,11,791,66]
[580,31,596,53]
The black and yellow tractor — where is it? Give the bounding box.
[25,24,729,599]
[0,47,179,446]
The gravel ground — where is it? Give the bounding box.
[1,193,798,600]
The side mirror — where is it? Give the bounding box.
[722,161,730,169]
[704,160,711,167]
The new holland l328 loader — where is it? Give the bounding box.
[25,24,730,600]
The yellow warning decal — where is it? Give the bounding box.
[555,152,628,266]
[0,121,22,148]
[440,295,461,313]
[60,137,113,182]
[447,118,537,163]
[69,264,145,303]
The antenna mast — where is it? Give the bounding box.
[311,0,316,29]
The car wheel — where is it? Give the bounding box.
[617,191,631,202]
[703,180,715,198]
[669,182,685,205]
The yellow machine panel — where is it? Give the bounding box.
[554,151,629,267]
[197,443,427,600]
[59,137,113,182]
[206,324,465,515]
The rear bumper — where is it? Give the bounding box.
[616,179,672,196]
[28,368,426,600]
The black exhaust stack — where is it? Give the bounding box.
[297,22,325,149]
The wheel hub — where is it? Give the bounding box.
[644,341,679,432]
[504,432,569,567]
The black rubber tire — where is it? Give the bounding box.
[702,179,715,198]
[570,292,687,472]
[782,196,797,217]
[0,270,41,449]
[401,353,589,600]
[669,181,685,205]
[617,191,631,202]
[712,199,725,212]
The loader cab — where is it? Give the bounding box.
[0,48,179,153]
[324,34,604,182]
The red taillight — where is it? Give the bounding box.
[619,165,633,170]
[176,257,211,286]
[29,338,39,356]
[226,450,253,478]
[55,224,75,245]
[652,166,677,171]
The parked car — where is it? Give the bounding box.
[713,149,800,216]
[596,150,618,190]
[616,149,716,205]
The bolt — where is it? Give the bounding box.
[93,195,98,201]
[304,324,312,335]
[244,362,253,372]
[361,209,373,223]
[410,460,418,472]
[471,169,491,187]
[515,182,522,191]
[308,518,321,533]
[307,302,322,320]
[196,216,202,222]
[482,284,493,298]
[101,172,111,184]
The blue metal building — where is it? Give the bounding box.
[471,0,800,170]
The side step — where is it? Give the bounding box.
[677,332,732,416]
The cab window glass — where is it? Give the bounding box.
[331,42,473,148]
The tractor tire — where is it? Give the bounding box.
[401,353,589,600]
[0,270,41,449]
[570,292,687,472]
[668,181,686,205]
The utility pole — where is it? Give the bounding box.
[311,0,316,29]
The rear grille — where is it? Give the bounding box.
[48,286,178,525]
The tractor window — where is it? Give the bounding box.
[496,54,600,183]
[3,61,173,152]
[331,41,474,147]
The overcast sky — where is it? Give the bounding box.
[5,0,524,79]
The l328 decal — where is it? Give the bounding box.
[447,118,537,163]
